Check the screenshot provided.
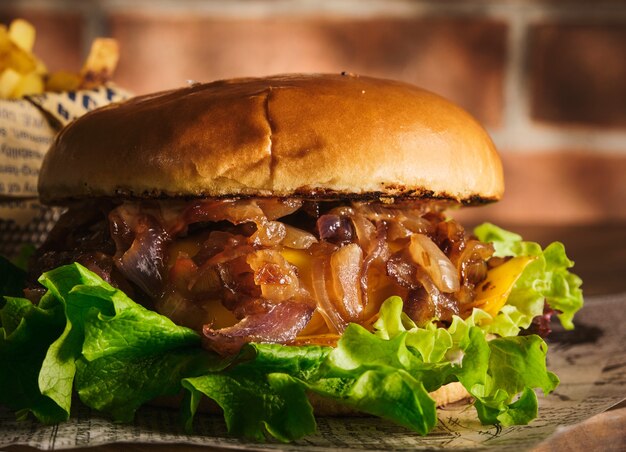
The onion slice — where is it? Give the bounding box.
[408,233,460,293]
[109,206,169,298]
[329,243,364,321]
[246,250,300,302]
[282,224,318,249]
[311,256,348,334]
[202,301,315,355]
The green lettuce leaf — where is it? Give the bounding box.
[308,322,440,435]
[1,263,223,424]
[474,223,583,330]
[310,370,437,435]
[182,344,326,442]
[37,265,115,419]
[371,297,558,426]
[0,295,66,423]
[77,347,215,423]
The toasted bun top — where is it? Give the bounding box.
[39,73,503,205]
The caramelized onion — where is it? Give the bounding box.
[328,205,355,217]
[435,219,466,253]
[182,199,266,230]
[250,220,286,247]
[156,291,211,331]
[329,243,364,321]
[408,233,460,293]
[246,250,300,302]
[386,221,412,241]
[354,203,431,234]
[195,231,251,265]
[256,198,303,220]
[282,224,318,249]
[216,255,260,302]
[403,288,434,326]
[109,204,138,249]
[456,239,494,285]
[410,267,459,324]
[400,212,433,234]
[386,251,420,290]
[311,254,347,334]
[42,197,503,353]
[109,206,169,299]
[387,249,460,324]
[203,301,315,355]
[317,214,354,246]
[360,221,391,298]
[189,265,222,295]
[350,214,377,250]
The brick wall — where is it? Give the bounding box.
[2,0,625,225]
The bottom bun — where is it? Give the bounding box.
[428,382,472,408]
[151,382,471,416]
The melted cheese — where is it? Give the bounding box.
[280,248,313,281]
[201,298,239,329]
[470,256,535,316]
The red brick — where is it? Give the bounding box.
[0,9,83,73]
[109,15,507,127]
[455,151,626,225]
[530,22,626,128]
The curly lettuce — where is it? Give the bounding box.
[474,223,583,331]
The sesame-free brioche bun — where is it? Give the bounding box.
[38,73,503,205]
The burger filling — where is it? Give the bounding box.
[30,198,504,355]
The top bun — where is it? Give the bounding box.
[39,73,503,205]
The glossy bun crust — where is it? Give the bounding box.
[39,73,503,205]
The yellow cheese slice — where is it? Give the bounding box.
[470,256,535,316]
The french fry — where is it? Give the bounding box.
[0,68,21,98]
[12,71,44,97]
[1,25,38,73]
[79,38,120,88]
[0,27,14,71]
[0,18,119,98]
[34,56,47,75]
[46,70,81,92]
[8,18,36,53]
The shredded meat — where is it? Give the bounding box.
[30,198,497,354]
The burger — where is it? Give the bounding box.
[1,74,583,441]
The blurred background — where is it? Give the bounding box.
[1,0,625,228]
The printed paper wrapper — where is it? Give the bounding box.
[0,85,130,257]
[1,293,624,451]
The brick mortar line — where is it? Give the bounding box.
[489,128,626,154]
[500,10,530,149]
